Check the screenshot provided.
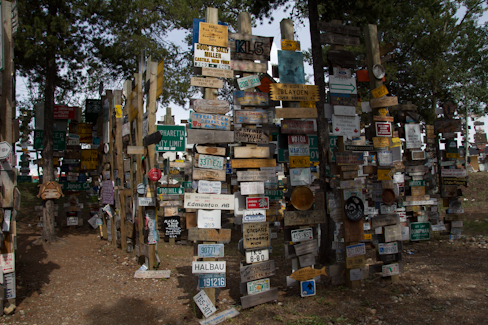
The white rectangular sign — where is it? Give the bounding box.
[67,217,78,226]
[237,74,261,90]
[192,261,227,274]
[329,75,357,94]
[332,115,360,138]
[441,169,467,177]
[382,263,400,277]
[291,228,313,243]
[184,193,235,210]
[242,209,266,223]
[193,290,217,318]
[240,182,265,195]
[378,242,398,255]
[194,43,231,70]
[405,124,422,149]
[138,197,156,206]
[197,209,222,229]
[198,180,221,194]
[245,248,269,264]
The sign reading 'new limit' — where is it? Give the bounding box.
[156,125,185,152]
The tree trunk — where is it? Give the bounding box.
[41,55,57,242]
[308,0,335,264]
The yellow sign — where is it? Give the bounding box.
[446,153,461,158]
[81,149,98,170]
[300,101,315,108]
[281,39,301,51]
[289,156,311,168]
[391,137,401,148]
[346,255,365,269]
[199,22,228,47]
[411,186,426,196]
[270,83,319,102]
[373,137,389,148]
[115,105,122,118]
[378,169,393,180]
[364,233,372,240]
[157,59,164,97]
[372,85,389,98]
[77,123,92,135]
[378,108,388,116]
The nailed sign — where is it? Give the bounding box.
[281,120,314,134]
[228,33,273,61]
[329,76,357,94]
[156,125,185,152]
[190,112,231,130]
[188,228,231,243]
[270,84,319,102]
[237,74,261,90]
[199,22,228,47]
[246,197,270,209]
[234,91,269,106]
[284,210,326,226]
[291,228,313,243]
[234,109,268,124]
[198,154,225,170]
[237,171,273,182]
[193,99,230,114]
[235,127,269,144]
[184,193,234,210]
[243,222,270,249]
[332,115,360,137]
[194,43,230,69]
[240,260,275,283]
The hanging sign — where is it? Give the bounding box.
[243,209,267,223]
[228,32,273,61]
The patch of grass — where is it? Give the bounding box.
[463,220,488,236]
[274,314,284,322]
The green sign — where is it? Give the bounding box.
[446,139,458,154]
[17,175,32,183]
[157,187,184,195]
[265,189,283,201]
[34,130,66,151]
[409,180,426,187]
[156,125,185,152]
[181,181,192,189]
[20,161,30,168]
[410,222,431,241]
[277,149,288,163]
[61,182,91,191]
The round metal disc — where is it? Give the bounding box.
[290,186,314,210]
[344,196,364,221]
[372,64,386,79]
[381,189,396,205]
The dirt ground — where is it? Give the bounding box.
[4,174,488,325]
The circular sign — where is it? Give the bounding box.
[372,64,386,79]
[381,189,396,205]
[344,196,364,221]
[136,183,146,195]
[103,143,110,154]
[148,168,162,182]
[290,186,314,210]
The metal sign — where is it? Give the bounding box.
[378,242,398,255]
[410,222,431,241]
[199,273,226,288]
[198,244,224,258]
[190,112,231,130]
[198,154,225,169]
[346,243,366,258]
[247,278,270,295]
[193,290,217,318]
[237,74,261,90]
[300,279,316,297]
[156,125,185,152]
[278,51,305,84]
[245,248,269,264]
[246,197,269,209]
[0,142,12,160]
[184,193,234,210]
[243,209,266,223]
[34,130,66,151]
[329,76,357,94]
[157,187,184,195]
[291,228,313,243]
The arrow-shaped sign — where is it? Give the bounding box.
[307,282,313,290]
[329,76,357,94]
[330,83,356,93]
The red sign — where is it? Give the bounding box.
[375,122,392,137]
[288,135,309,145]
[148,168,162,182]
[257,74,276,93]
[54,105,76,120]
[246,197,270,209]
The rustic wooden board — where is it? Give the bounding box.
[201,67,234,79]
[134,270,171,278]
[234,109,268,124]
[294,240,319,256]
[234,146,270,158]
[231,159,276,168]
[190,77,223,89]
[169,161,191,168]
[275,107,318,118]
[190,112,231,130]
[243,222,270,250]
[186,212,197,228]
[127,146,144,155]
[270,84,319,102]
[241,288,278,310]
[228,33,273,61]
[240,260,276,283]
[193,99,229,114]
[192,168,226,181]
[298,253,316,268]
[317,22,361,36]
[371,214,400,228]
[320,33,360,46]
[284,210,326,226]
[236,170,273,182]
[187,129,235,144]
[281,120,314,134]
[434,118,462,133]
[231,60,267,73]
[187,228,231,243]
[234,128,269,144]
[370,96,399,108]
[199,22,228,47]
[327,50,356,68]
[195,145,226,156]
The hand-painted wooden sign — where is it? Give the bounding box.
[194,43,230,69]
[163,216,181,238]
[327,50,356,68]
[199,22,228,47]
[291,228,313,243]
[330,93,358,106]
[234,109,268,124]
[370,96,398,108]
[336,152,363,165]
[240,260,275,283]
[190,112,231,130]
[278,50,305,84]
[376,122,392,136]
[332,115,360,137]
[243,222,269,249]
[284,210,326,226]
[230,60,267,73]
[281,120,314,134]
[243,209,266,223]
[236,170,272,182]
[191,77,223,89]
[372,214,400,228]
[317,22,361,36]
[193,289,217,318]
[201,67,234,79]
[231,158,276,168]
[188,228,231,243]
[184,193,234,210]
[228,32,273,61]
[289,156,311,168]
[442,177,467,186]
[270,84,319,102]
[434,118,462,133]
[281,39,300,51]
[193,99,229,114]
[187,129,235,144]
[294,240,318,256]
[246,248,269,264]
[237,75,261,90]
[329,76,357,94]
[197,154,225,170]
[193,168,226,181]
[290,266,327,281]
[197,209,221,229]
[275,107,318,118]
[234,127,269,144]
[233,91,269,107]
[320,33,360,46]
[198,244,224,258]
[246,197,270,209]
[199,273,226,288]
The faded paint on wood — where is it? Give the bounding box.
[196,145,227,156]
[370,96,399,109]
[234,146,270,158]
[193,99,230,114]
[284,210,326,226]
[275,107,318,118]
[187,129,235,144]
[188,228,231,243]
[192,168,226,181]
[191,77,223,89]
[240,288,278,309]
[231,159,276,168]
[228,32,273,61]
[240,260,275,283]
[234,128,269,144]
[231,60,267,73]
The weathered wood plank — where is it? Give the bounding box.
[193,99,229,114]
[234,146,270,158]
[320,33,360,46]
[188,228,231,243]
[240,288,278,310]
[370,96,399,109]
[195,145,227,156]
[284,210,326,226]
[201,67,234,79]
[134,270,171,278]
[190,77,223,89]
[231,60,267,73]
[234,128,269,144]
[275,107,318,118]
[293,240,319,256]
[231,159,276,168]
[317,22,361,36]
[240,260,275,283]
[236,170,273,182]
[192,168,226,181]
[190,112,231,130]
[187,129,235,144]
[228,33,273,61]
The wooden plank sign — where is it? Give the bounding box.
[275,107,318,118]
[193,99,229,114]
[196,145,226,156]
[240,260,275,283]
[193,168,226,181]
[190,77,223,89]
[281,120,314,134]
[184,193,235,210]
[187,129,235,144]
[284,210,326,226]
[228,32,273,61]
[234,109,268,124]
[231,159,276,168]
[199,22,228,47]
[270,84,319,102]
[188,228,232,243]
[190,112,231,130]
[235,128,269,144]
[290,266,327,281]
[134,270,171,279]
[240,288,278,310]
[320,33,360,46]
[236,170,273,182]
[201,67,234,79]
[237,75,261,90]
[330,93,358,106]
[243,222,270,249]
[370,96,399,108]
[336,152,363,165]
[230,60,267,73]
[317,22,361,36]
[197,154,225,170]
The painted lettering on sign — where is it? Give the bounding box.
[228,33,273,61]
[190,112,231,130]
[243,222,270,249]
[245,248,269,264]
[246,197,270,209]
[194,43,230,69]
[192,261,227,274]
[234,109,268,123]
[281,120,314,134]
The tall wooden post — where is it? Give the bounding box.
[114,90,127,251]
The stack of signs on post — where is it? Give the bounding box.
[227,19,279,310]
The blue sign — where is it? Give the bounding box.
[198,244,224,258]
[277,51,305,85]
[300,279,316,297]
[198,273,226,288]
